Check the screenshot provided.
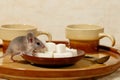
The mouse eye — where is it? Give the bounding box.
[36,42,40,45]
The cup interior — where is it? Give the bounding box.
[1,24,36,30]
[67,24,103,30]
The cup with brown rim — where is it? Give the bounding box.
[65,24,115,53]
[0,24,52,53]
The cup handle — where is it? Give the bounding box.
[99,33,115,46]
[0,39,3,53]
[36,31,52,41]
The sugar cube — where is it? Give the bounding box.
[54,52,73,58]
[56,44,66,53]
[35,53,53,58]
[46,42,56,53]
[71,49,78,56]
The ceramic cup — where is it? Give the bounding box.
[0,24,52,53]
[65,24,115,53]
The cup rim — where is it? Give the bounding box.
[0,24,37,30]
[66,24,104,30]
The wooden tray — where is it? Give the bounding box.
[0,42,120,80]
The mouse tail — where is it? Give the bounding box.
[0,48,11,58]
[0,52,9,58]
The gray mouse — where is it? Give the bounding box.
[0,32,47,62]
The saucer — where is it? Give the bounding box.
[21,50,85,67]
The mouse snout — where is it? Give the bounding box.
[41,44,46,48]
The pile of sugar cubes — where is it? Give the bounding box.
[35,42,78,58]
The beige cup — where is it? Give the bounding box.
[0,24,52,52]
[65,24,115,53]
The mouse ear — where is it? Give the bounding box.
[26,32,35,43]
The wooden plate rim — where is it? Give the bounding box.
[0,44,120,78]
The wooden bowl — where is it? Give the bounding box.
[21,50,85,67]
